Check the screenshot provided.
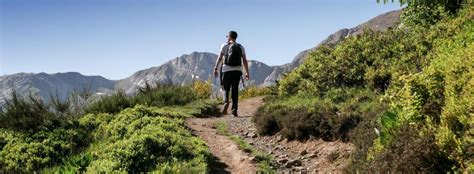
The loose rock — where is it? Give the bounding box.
[308,153,318,158]
[278,158,288,164]
[300,149,308,155]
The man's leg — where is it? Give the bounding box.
[222,72,231,114]
[230,71,241,116]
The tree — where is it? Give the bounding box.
[378,0,466,27]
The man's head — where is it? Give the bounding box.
[226,31,238,42]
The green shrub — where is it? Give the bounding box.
[42,99,218,173]
[239,85,272,99]
[85,90,131,114]
[84,105,211,172]
[254,88,386,141]
[365,124,455,173]
[133,82,198,107]
[85,83,199,115]
[0,82,218,172]
[193,79,212,99]
[366,6,474,171]
[0,124,90,172]
[277,27,433,97]
[256,3,473,172]
[0,92,58,132]
[49,152,93,173]
[49,92,72,116]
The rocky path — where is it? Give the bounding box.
[186,96,353,173]
[187,117,257,174]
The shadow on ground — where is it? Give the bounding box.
[208,155,230,174]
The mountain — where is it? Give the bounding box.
[0,10,402,103]
[0,72,115,104]
[116,52,275,94]
[114,10,402,91]
[262,10,401,85]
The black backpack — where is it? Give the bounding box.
[224,43,242,66]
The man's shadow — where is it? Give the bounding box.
[208,155,230,174]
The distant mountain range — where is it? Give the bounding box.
[0,10,401,104]
[0,72,115,104]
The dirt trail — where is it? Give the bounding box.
[186,97,262,173]
[187,96,353,173]
[187,117,256,174]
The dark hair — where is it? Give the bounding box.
[229,31,238,40]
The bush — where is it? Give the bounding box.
[193,79,212,99]
[81,105,212,172]
[277,27,433,96]
[365,124,455,173]
[133,82,198,107]
[0,82,219,172]
[0,123,90,172]
[85,83,199,114]
[0,92,59,132]
[239,86,272,99]
[254,88,386,141]
[256,3,473,172]
[366,6,474,171]
[85,90,131,114]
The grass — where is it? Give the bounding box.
[0,82,220,173]
[215,121,275,173]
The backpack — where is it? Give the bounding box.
[224,43,242,66]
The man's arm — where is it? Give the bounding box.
[242,54,250,80]
[214,43,226,76]
[213,53,223,76]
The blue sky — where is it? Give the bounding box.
[0,0,401,80]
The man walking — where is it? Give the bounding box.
[213,31,250,117]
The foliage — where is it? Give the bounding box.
[193,79,213,99]
[0,82,219,172]
[49,92,72,116]
[239,85,272,99]
[0,92,68,132]
[379,0,465,28]
[0,123,91,172]
[85,82,198,114]
[132,82,198,108]
[278,27,432,96]
[370,7,474,171]
[364,124,455,172]
[83,105,211,172]
[254,88,386,141]
[85,90,131,114]
[255,2,473,172]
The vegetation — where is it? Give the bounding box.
[254,1,473,172]
[239,85,272,99]
[1,0,472,172]
[0,82,219,172]
[254,88,386,142]
[86,82,201,114]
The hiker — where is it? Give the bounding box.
[213,31,250,117]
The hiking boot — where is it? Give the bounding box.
[222,103,229,115]
[231,110,238,117]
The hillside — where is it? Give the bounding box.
[0,72,115,105]
[253,1,473,172]
[1,1,471,173]
[262,10,401,85]
[0,83,221,172]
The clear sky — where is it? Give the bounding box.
[0,0,401,80]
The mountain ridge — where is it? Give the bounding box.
[0,9,401,103]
